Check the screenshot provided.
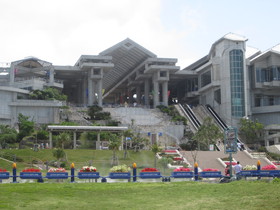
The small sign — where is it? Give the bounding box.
[46,172,69,179]
[78,172,100,179]
[0,172,10,179]
[224,127,237,154]
[139,172,161,179]
[20,172,42,179]
[172,172,193,178]
[109,172,131,179]
[125,137,131,141]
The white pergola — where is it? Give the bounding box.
[47,125,128,149]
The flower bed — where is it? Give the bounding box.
[22,168,41,172]
[48,168,66,172]
[110,164,131,173]
[243,165,257,170]
[141,168,158,172]
[261,165,277,170]
[224,161,237,166]
[20,168,42,179]
[46,168,68,179]
[139,169,161,179]
[202,168,219,172]
[272,161,280,166]
[0,169,10,179]
[163,150,177,153]
[173,157,183,161]
[173,167,192,172]
[79,166,97,172]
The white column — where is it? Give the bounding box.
[162,81,168,106]
[9,63,15,84]
[49,66,54,84]
[83,77,87,106]
[97,79,102,107]
[144,79,150,106]
[88,70,93,106]
[73,132,77,149]
[49,131,53,149]
[153,81,159,108]
[136,85,141,104]
[96,132,101,150]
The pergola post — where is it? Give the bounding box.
[49,131,53,149]
[73,132,77,149]
[96,132,101,150]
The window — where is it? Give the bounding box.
[201,70,211,87]
[160,71,167,77]
[230,50,245,117]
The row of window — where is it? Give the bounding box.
[256,66,280,82]
[255,95,280,107]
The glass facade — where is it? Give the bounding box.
[230,50,245,117]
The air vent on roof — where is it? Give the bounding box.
[124,42,133,49]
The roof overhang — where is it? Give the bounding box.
[47,125,128,132]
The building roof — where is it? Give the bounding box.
[250,43,280,62]
[99,38,157,95]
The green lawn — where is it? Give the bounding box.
[1,149,174,175]
[0,181,279,209]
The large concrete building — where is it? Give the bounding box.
[1,33,280,145]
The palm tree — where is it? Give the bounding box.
[108,134,121,166]
[57,132,71,149]
[151,144,162,168]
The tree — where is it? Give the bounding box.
[151,144,162,168]
[192,117,223,150]
[239,118,264,149]
[29,87,67,101]
[17,113,35,142]
[0,125,17,148]
[56,132,71,149]
[159,156,173,174]
[108,134,121,166]
[52,148,66,167]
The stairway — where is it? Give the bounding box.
[104,107,185,145]
[180,150,273,173]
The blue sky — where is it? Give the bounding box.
[0,0,279,68]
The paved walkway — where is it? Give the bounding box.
[180,149,272,173]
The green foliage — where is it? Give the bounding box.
[52,148,66,160]
[157,105,187,125]
[36,130,49,140]
[0,125,18,148]
[239,118,264,146]
[17,113,35,142]
[151,143,162,168]
[29,87,67,101]
[56,132,71,149]
[192,117,223,150]
[0,151,23,162]
[88,105,111,120]
[272,178,280,183]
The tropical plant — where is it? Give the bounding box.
[17,113,35,142]
[192,117,223,150]
[56,132,71,149]
[151,144,162,168]
[238,118,264,149]
[108,134,121,166]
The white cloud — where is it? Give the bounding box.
[0,0,207,68]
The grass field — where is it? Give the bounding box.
[0,180,279,210]
[0,149,173,175]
